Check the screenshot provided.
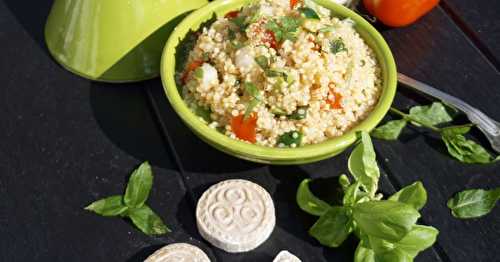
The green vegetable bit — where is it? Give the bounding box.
[330,38,348,54]
[299,7,320,20]
[447,187,500,219]
[255,55,269,70]
[85,162,170,235]
[288,106,308,120]
[266,16,301,42]
[243,82,262,119]
[277,131,303,148]
[193,67,204,79]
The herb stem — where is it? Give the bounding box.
[389,107,441,132]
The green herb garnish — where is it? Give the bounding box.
[299,7,320,20]
[277,131,303,148]
[447,188,500,219]
[85,162,170,235]
[296,132,438,261]
[255,55,269,70]
[193,67,204,79]
[330,38,348,54]
[371,102,498,164]
[266,16,301,43]
[288,106,308,120]
[243,82,262,119]
[255,55,288,80]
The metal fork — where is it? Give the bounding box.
[397,73,500,153]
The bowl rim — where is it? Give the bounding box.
[161,0,397,161]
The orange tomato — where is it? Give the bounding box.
[327,90,343,109]
[290,0,299,9]
[231,113,258,143]
[363,0,440,27]
[181,60,203,84]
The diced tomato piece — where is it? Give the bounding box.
[231,113,258,143]
[224,10,240,19]
[290,0,300,9]
[263,30,278,49]
[327,90,343,109]
[181,60,203,84]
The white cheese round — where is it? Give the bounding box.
[144,243,210,262]
[273,250,301,262]
[196,179,276,253]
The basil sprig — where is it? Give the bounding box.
[85,162,170,235]
[447,188,500,219]
[371,102,499,164]
[296,132,438,261]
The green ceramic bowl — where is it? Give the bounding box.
[161,0,397,165]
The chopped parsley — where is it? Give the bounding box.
[266,16,301,43]
[330,38,348,54]
[299,7,320,20]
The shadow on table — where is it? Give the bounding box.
[89,80,178,170]
[3,0,51,54]
[268,165,355,261]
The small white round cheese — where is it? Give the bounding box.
[144,243,210,262]
[273,250,301,262]
[196,179,276,253]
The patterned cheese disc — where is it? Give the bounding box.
[273,250,301,262]
[144,243,210,262]
[196,179,276,253]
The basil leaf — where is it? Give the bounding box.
[85,195,128,217]
[441,126,493,164]
[354,242,376,262]
[447,188,500,219]
[330,38,348,54]
[389,182,427,211]
[395,225,439,258]
[296,179,332,216]
[128,205,170,235]
[343,181,370,206]
[299,7,320,20]
[339,174,351,192]
[409,102,453,127]
[309,206,353,247]
[374,249,412,262]
[353,201,420,242]
[348,132,380,196]
[124,162,153,208]
[371,120,407,140]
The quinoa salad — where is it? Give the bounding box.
[179,0,382,148]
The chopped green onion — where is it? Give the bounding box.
[330,38,348,54]
[299,7,320,20]
[288,106,309,120]
[277,131,303,148]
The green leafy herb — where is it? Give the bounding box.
[265,69,287,79]
[266,16,301,43]
[409,102,453,127]
[244,99,260,119]
[319,26,336,33]
[296,132,438,262]
[84,195,128,217]
[277,131,303,147]
[373,103,498,164]
[299,7,320,20]
[388,182,427,211]
[243,82,262,119]
[353,201,420,242]
[371,120,407,140]
[441,125,493,164]
[195,105,212,123]
[228,29,236,41]
[193,67,204,79]
[85,162,170,235]
[348,132,380,197]
[447,188,500,219]
[231,15,248,32]
[296,179,331,216]
[288,106,308,120]
[309,207,353,247]
[330,38,348,54]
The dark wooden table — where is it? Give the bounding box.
[1,1,499,261]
